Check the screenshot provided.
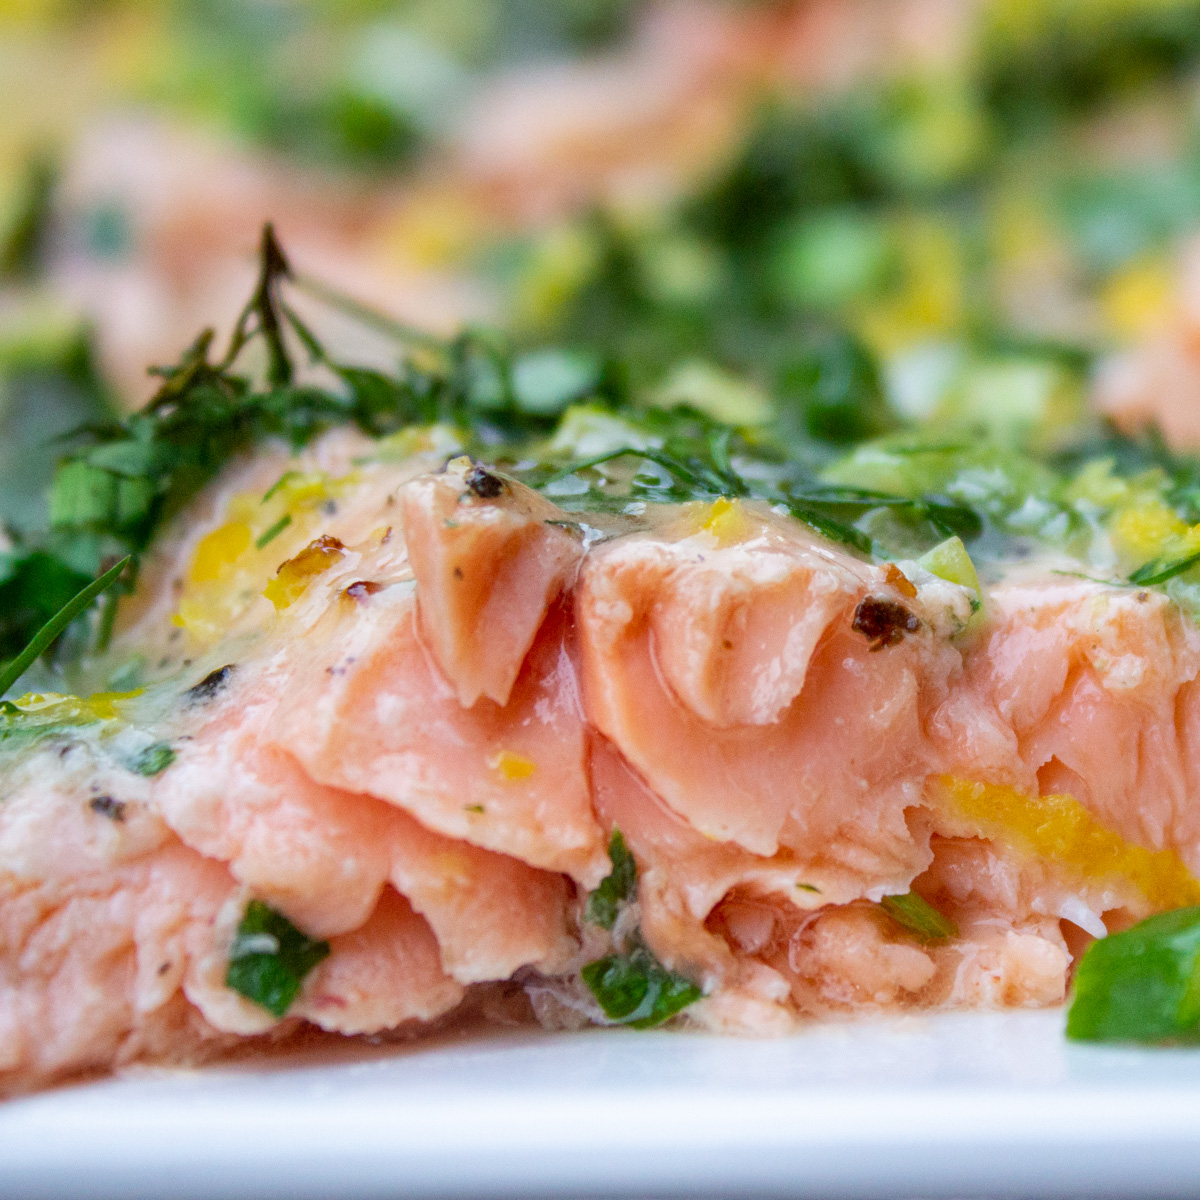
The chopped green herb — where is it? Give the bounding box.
[585,829,638,929]
[880,891,959,943]
[262,471,302,503]
[0,555,130,698]
[255,514,292,549]
[130,742,176,777]
[225,899,330,1018]
[581,943,702,1028]
[1066,907,1200,1044]
[796,883,821,893]
[1129,550,1200,587]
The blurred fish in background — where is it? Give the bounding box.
[7,0,1200,546]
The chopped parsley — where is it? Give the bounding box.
[880,891,959,943]
[130,742,176,777]
[584,829,638,930]
[581,943,702,1029]
[225,900,330,1019]
[1067,907,1200,1044]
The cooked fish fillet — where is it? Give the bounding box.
[3,440,1199,1092]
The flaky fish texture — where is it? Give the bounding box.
[4,436,1200,1092]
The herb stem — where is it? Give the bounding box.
[292,273,446,352]
[0,555,131,698]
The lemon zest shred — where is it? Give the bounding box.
[937,775,1200,911]
[487,750,537,782]
[698,497,753,547]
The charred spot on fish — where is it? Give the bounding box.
[464,464,505,499]
[186,664,235,704]
[89,795,127,822]
[852,596,920,650]
[343,580,384,604]
[453,566,464,580]
[722,639,733,650]
[157,961,172,976]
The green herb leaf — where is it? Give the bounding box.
[1129,550,1200,587]
[225,899,330,1018]
[130,742,176,777]
[256,514,292,549]
[880,891,959,942]
[1067,907,1200,1044]
[581,943,702,1028]
[585,829,638,929]
[0,555,131,698]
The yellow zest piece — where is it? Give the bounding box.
[487,750,537,782]
[699,497,754,547]
[82,689,144,720]
[1101,257,1175,341]
[264,536,346,611]
[1108,499,1188,560]
[938,776,1200,911]
[5,690,141,723]
[376,188,485,269]
[1108,500,1200,573]
[188,522,252,585]
[855,217,962,354]
[515,223,601,329]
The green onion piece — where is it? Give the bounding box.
[1067,907,1200,1043]
[262,471,301,503]
[225,900,330,1018]
[880,891,959,942]
[581,944,702,1029]
[585,829,638,929]
[131,742,176,777]
[256,514,292,549]
[1129,550,1200,587]
[0,555,131,698]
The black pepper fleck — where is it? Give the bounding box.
[464,463,505,499]
[185,664,235,704]
[89,796,127,822]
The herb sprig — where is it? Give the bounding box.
[1,223,997,688]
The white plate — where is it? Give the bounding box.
[3,1009,1200,1199]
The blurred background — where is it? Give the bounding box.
[8,0,1200,535]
